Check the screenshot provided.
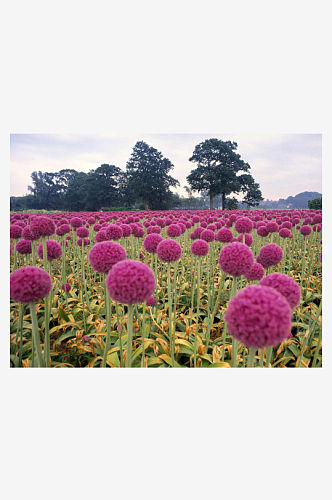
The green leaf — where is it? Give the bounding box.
[107,352,120,368]
[58,307,70,322]
[207,362,231,368]
[55,331,77,344]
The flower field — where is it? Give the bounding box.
[9,208,322,368]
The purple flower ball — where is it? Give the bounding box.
[193,227,205,239]
[56,224,71,237]
[147,226,162,235]
[70,217,83,228]
[94,223,102,232]
[259,273,301,310]
[300,225,312,236]
[243,262,265,281]
[134,227,145,238]
[82,335,90,343]
[106,260,156,305]
[10,266,52,304]
[215,227,233,243]
[166,224,182,238]
[76,226,90,238]
[312,214,322,224]
[77,238,91,247]
[22,226,39,241]
[37,240,62,261]
[121,224,132,237]
[237,233,253,247]
[146,296,157,307]
[156,239,182,263]
[235,217,253,234]
[191,239,210,256]
[61,283,71,292]
[265,221,279,234]
[225,284,292,349]
[88,241,127,274]
[258,244,283,269]
[10,225,23,239]
[143,234,164,253]
[201,229,215,242]
[281,221,292,230]
[95,230,108,242]
[105,224,123,241]
[16,239,32,255]
[218,242,254,277]
[30,216,56,238]
[278,228,292,238]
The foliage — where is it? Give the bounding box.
[186,138,253,210]
[308,197,322,209]
[125,141,180,210]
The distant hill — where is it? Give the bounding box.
[255,191,322,210]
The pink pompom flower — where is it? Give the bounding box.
[259,273,301,310]
[143,234,164,253]
[10,266,52,303]
[225,284,292,349]
[10,225,23,239]
[30,216,56,238]
[243,262,265,281]
[215,228,233,243]
[76,226,90,238]
[235,217,253,234]
[61,283,72,293]
[16,239,32,255]
[106,260,156,305]
[88,241,127,274]
[218,242,254,277]
[156,239,182,263]
[191,239,210,256]
[258,243,283,269]
[105,224,123,241]
[37,240,62,261]
[201,229,215,242]
[166,224,182,238]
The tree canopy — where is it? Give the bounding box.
[125,141,179,210]
[186,138,257,210]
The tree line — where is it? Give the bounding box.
[10,138,264,212]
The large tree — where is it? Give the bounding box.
[186,138,252,210]
[125,141,179,210]
[238,173,264,209]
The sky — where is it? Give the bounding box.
[10,133,322,202]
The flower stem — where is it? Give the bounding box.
[126,304,134,368]
[167,263,175,367]
[194,257,201,368]
[30,302,45,368]
[141,302,146,368]
[247,348,256,367]
[101,290,112,368]
[231,277,238,368]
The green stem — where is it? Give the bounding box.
[194,257,201,368]
[247,348,256,367]
[167,263,175,367]
[231,277,238,368]
[141,302,146,368]
[265,346,273,367]
[126,304,134,368]
[101,289,112,368]
[30,302,45,367]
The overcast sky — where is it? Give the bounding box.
[10,133,322,201]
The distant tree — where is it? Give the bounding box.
[308,197,322,209]
[239,174,264,208]
[62,171,88,211]
[183,186,199,210]
[224,197,239,210]
[83,164,123,211]
[126,141,179,210]
[186,138,251,210]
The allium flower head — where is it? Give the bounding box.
[95,230,108,242]
[76,226,90,238]
[106,260,156,305]
[193,227,205,239]
[243,262,265,281]
[218,242,254,277]
[61,283,71,292]
[237,233,253,247]
[191,239,209,256]
[134,227,145,238]
[120,224,132,237]
[105,224,123,241]
[215,228,233,243]
[10,266,52,304]
[30,216,56,238]
[16,239,32,255]
[22,226,39,241]
[300,225,312,236]
[147,226,162,235]
[312,214,322,224]
[225,284,292,348]
[265,221,279,234]
[278,228,292,238]
[167,224,182,238]
[37,240,62,261]
[258,243,283,269]
[281,221,292,230]
[88,241,127,274]
[70,217,83,228]
[56,224,71,237]
[201,229,215,242]
[146,296,157,307]
[143,233,164,253]
[259,273,301,309]
[235,217,253,234]
[156,239,182,262]
[10,225,23,239]
[82,335,90,343]
[77,238,91,246]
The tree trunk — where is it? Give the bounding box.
[222,192,225,210]
[210,194,214,210]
